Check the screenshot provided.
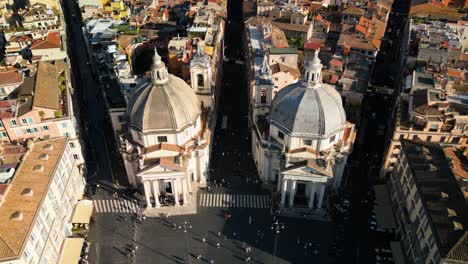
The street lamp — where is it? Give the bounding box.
[271,220,285,264]
[179,221,192,264]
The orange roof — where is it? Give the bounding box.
[0,71,22,86]
[30,31,61,50]
[304,41,322,50]
[330,58,343,67]
[371,38,382,49]
[315,14,331,27]
[143,143,184,154]
[447,68,463,78]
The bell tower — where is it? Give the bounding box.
[253,54,274,119]
[190,41,212,95]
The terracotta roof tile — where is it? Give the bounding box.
[0,71,22,87]
[447,68,463,78]
[304,41,322,50]
[143,143,184,154]
[30,32,61,50]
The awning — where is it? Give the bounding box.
[373,185,395,229]
[71,199,94,224]
[58,237,84,264]
[390,241,406,264]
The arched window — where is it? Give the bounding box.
[197,74,204,87]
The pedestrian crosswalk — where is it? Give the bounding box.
[199,193,270,208]
[93,199,140,213]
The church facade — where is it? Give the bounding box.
[250,50,356,215]
[119,45,213,215]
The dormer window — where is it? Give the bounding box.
[11,211,24,221]
[43,144,53,151]
[21,188,34,196]
[33,165,44,172]
[39,153,49,160]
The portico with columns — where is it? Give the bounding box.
[278,160,332,210]
[140,175,190,208]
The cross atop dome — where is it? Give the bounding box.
[302,49,323,88]
[152,47,169,84]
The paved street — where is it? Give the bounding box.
[342,0,411,263]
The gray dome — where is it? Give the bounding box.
[127,74,201,133]
[270,82,346,138]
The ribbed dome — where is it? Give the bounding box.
[127,49,200,133]
[270,50,346,138]
[128,75,200,133]
[270,83,346,137]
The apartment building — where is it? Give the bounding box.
[0,137,86,264]
[387,140,467,264]
[382,73,468,175]
[0,61,84,165]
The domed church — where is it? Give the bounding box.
[251,50,356,214]
[123,48,211,212]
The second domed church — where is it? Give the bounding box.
[251,50,355,212]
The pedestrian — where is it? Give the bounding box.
[197,254,202,260]
[228,214,231,219]
[242,242,246,248]
[217,232,221,237]
[245,256,251,262]
[216,242,220,248]
[304,243,308,249]
[297,236,301,244]
[233,232,237,238]
[210,260,214,264]
[202,237,206,243]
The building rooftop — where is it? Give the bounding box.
[401,140,468,259]
[0,71,23,87]
[0,138,68,261]
[268,47,297,55]
[30,31,61,50]
[33,62,61,110]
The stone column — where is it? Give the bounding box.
[317,184,326,208]
[152,180,160,208]
[308,183,317,209]
[173,179,180,206]
[143,181,152,208]
[182,178,188,206]
[288,180,297,207]
[280,179,288,205]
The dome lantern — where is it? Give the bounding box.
[302,49,323,88]
[151,47,169,84]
